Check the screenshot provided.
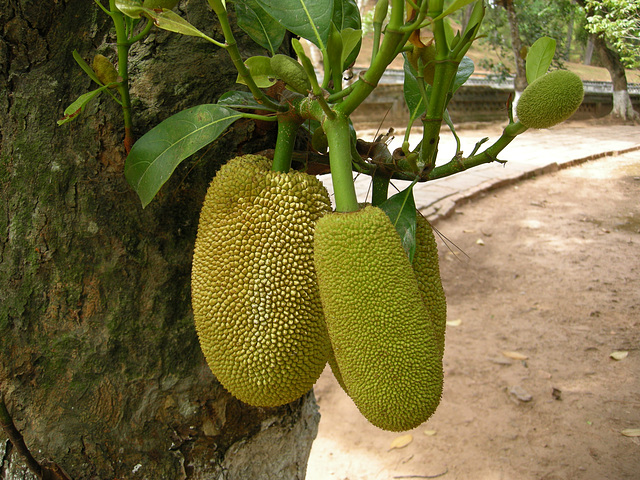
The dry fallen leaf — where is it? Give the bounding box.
[502,351,529,361]
[423,429,437,436]
[446,319,462,327]
[610,351,629,361]
[621,429,640,437]
[389,434,413,450]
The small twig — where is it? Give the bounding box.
[394,469,449,479]
[0,395,43,478]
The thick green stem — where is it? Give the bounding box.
[416,0,459,172]
[110,0,134,151]
[323,114,359,212]
[272,115,302,172]
[419,60,458,170]
[428,122,528,180]
[338,0,407,116]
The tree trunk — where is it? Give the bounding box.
[0,1,319,479]
[502,0,527,115]
[592,34,640,122]
[584,35,595,65]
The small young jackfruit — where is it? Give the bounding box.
[516,70,584,129]
[192,155,332,407]
[314,206,444,431]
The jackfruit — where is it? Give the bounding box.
[516,70,584,129]
[327,210,447,395]
[191,154,332,407]
[314,206,444,431]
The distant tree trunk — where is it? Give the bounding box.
[592,35,640,121]
[565,4,575,60]
[0,1,319,479]
[501,0,527,114]
[584,35,595,65]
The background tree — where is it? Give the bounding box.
[579,0,640,121]
[479,0,579,111]
[0,1,318,479]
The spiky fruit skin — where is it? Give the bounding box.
[413,211,447,357]
[192,155,332,407]
[516,70,584,129]
[328,210,447,395]
[314,206,444,431]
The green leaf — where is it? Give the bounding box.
[526,37,557,84]
[452,56,474,92]
[72,50,104,86]
[57,85,112,125]
[255,0,333,49]
[433,0,478,21]
[234,0,286,55]
[332,0,360,30]
[146,9,219,42]
[217,90,278,111]
[403,55,427,122]
[332,0,361,66]
[237,56,276,88]
[115,0,145,18]
[125,105,242,207]
[340,28,362,69]
[379,184,418,263]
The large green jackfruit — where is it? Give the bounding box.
[191,154,332,407]
[314,206,444,431]
[327,210,447,394]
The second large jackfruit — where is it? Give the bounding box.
[192,155,332,407]
[314,206,445,431]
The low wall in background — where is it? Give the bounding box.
[349,73,640,129]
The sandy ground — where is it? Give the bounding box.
[306,148,640,480]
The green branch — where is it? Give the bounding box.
[272,115,303,172]
[323,113,359,212]
[428,122,528,180]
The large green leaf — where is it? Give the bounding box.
[332,0,361,67]
[526,37,557,84]
[452,56,474,92]
[125,105,242,207]
[255,0,333,49]
[379,184,418,263]
[403,55,427,122]
[332,0,360,30]
[234,0,286,55]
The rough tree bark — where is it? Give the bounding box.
[0,1,319,479]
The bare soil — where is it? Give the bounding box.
[307,149,640,480]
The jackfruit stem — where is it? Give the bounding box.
[324,114,359,213]
[272,115,302,173]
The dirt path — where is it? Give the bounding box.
[306,150,640,480]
